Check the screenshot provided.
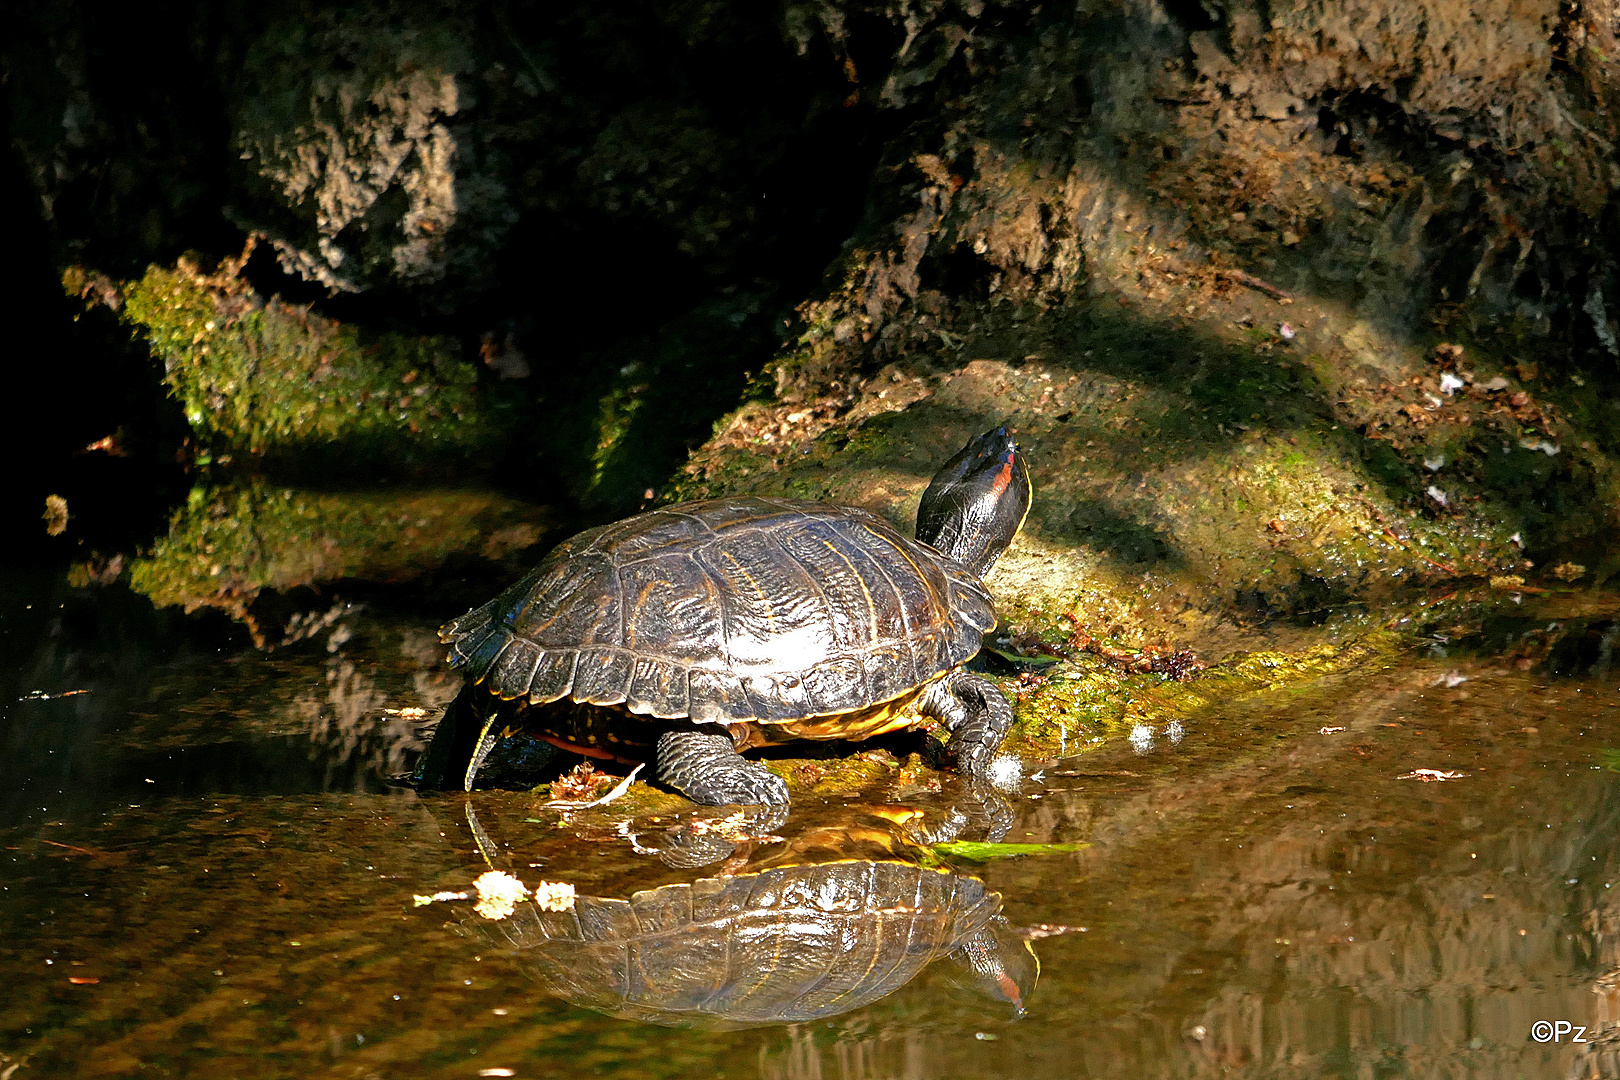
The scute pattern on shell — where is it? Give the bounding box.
[484,861,999,1027]
[440,498,995,725]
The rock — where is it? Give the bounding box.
[1251,91,1303,120]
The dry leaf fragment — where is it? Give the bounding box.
[44,495,68,536]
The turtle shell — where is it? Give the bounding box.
[441,497,996,733]
[479,861,1000,1028]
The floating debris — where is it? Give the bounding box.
[1439,372,1466,395]
[1551,562,1587,582]
[1278,322,1295,340]
[414,873,576,919]
[681,809,785,844]
[1425,485,1449,507]
[1435,671,1469,688]
[1423,454,1445,472]
[19,689,90,702]
[1397,769,1468,782]
[1319,726,1346,734]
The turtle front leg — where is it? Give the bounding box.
[656,730,790,807]
[920,669,1013,779]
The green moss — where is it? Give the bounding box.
[106,257,494,460]
[1000,633,1397,760]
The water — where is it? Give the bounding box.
[3,572,1618,1078]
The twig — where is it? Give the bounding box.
[1216,267,1293,302]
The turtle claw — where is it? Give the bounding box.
[656,731,790,807]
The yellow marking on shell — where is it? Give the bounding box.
[719,549,773,633]
[624,576,672,651]
[866,523,932,592]
[815,535,879,645]
[736,675,944,746]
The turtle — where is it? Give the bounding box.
[473,860,1024,1028]
[415,425,1031,806]
[460,814,1035,1028]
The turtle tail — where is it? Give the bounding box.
[412,683,491,791]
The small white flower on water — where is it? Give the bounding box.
[1439,372,1465,395]
[1423,392,1444,409]
[1426,485,1449,507]
[1423,454,1445,472]
[1509,532,1522,546]
[986,754,1024,791]
[473,871,530,921]
[1278,323,1295,340]
[1129,724,1155,752]
[1166,720,1185,744]
[531,880,578,913]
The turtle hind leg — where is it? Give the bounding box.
[656,730,789,807]
[921,670,1014,779]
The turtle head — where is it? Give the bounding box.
[915,426,1031,577]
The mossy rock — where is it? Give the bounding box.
[71,251,502,465]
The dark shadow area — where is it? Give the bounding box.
[4,0,899,527]
[1066,497,1183,570]
[1448,616,1620,681]
[0,89,192,570]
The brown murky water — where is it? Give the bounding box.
[3,578,1618,1079]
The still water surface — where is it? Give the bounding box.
[3,575,1618,1078]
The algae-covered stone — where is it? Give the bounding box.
[74,247,498,461]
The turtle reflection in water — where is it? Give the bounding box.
[417,427,1032,809]
[461,823,1037,1029]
